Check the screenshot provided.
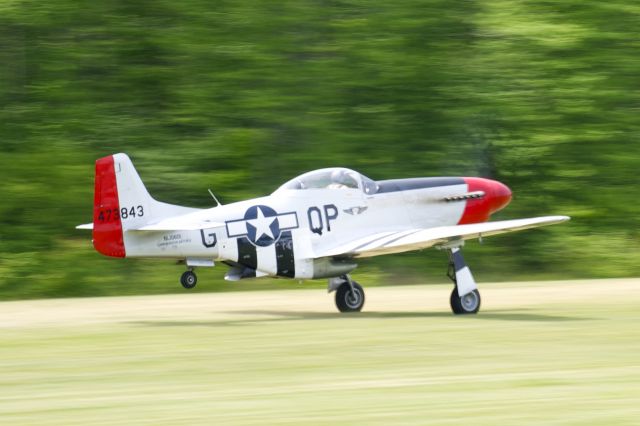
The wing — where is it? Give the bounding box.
[318,215,570,258]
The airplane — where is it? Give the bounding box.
[77,153,569,314]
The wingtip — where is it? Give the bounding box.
[537,215,571,225]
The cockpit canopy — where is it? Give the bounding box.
[275,168,379,195]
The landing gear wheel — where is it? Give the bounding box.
[180,270,197,289]
[450,288,481,314]
[335,281,365,313]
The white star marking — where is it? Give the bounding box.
[247,207,276,241]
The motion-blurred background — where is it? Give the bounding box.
[1,0,639,299]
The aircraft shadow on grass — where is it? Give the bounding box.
[131,309,591,328]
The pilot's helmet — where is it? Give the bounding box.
[330,169,355,187]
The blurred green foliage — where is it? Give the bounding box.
[1,0,639,299]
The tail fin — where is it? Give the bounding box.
[92,153,196,257]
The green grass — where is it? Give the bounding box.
[1,279,639,425]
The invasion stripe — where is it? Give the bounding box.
[256,244,278,277]
[349,232,397,253]
[380,229,424,248]
[237,237,258,270]
[358,229,418,252]
[275,231,295,277]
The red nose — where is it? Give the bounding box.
[458,177,512,224]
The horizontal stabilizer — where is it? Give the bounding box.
[129,217,224,232]
[76,217,223,232]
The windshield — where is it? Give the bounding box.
[276,168,378,194]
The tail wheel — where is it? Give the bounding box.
[180,270,197,289]
[335,281,365,313]
[450,288,480,314]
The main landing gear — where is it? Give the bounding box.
[447,247,481,314]
[330,275,365,313]
[327,247,481,315]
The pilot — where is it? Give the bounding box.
[328,169,356,189]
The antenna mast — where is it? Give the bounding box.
[208,189,222,207]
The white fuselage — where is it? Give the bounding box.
[123,181,469,279]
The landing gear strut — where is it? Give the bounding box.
[180,269,197,289]
[447,248,481,314]
[334,275,365,312]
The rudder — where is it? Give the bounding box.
[92,153,193,257]
[93,155,127,257]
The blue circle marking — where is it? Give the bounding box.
[244,205,281,247]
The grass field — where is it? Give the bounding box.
[1,279,639,425]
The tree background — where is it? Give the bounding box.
[1,0,639,299]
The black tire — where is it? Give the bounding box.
[180,271,197,289]
[450,288,480,314]
[335,281,365,313]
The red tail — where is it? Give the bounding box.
[92,156,125,257]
